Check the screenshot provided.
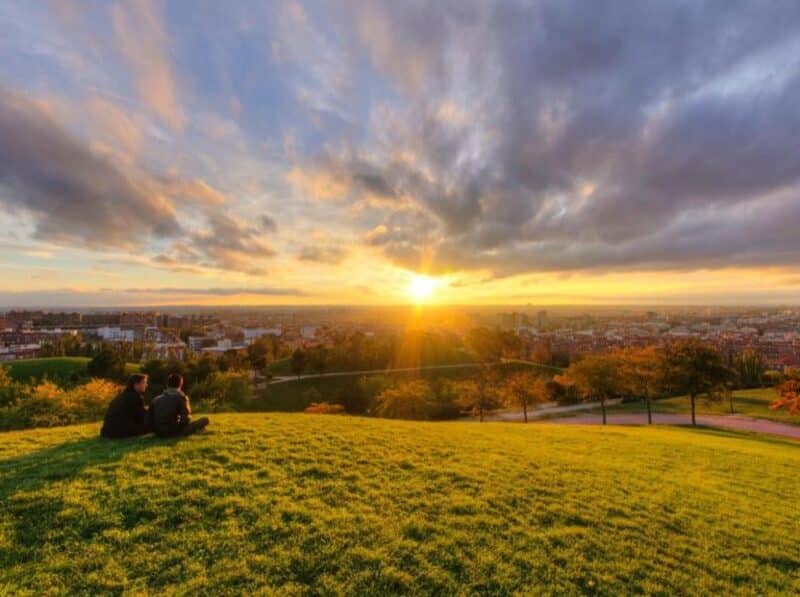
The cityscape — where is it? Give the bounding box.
[2,1,800,595]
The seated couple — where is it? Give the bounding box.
[101,373,210,439]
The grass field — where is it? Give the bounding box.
[598,387,799,425]
[4,357,141,385]
[2,414,799,594]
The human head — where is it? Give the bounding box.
[127,373,148,394]
[167,373,184,390]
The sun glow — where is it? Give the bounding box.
[407,274,438,303]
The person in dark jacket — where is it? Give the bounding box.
[149,374,209,437]
[101,373,151,439]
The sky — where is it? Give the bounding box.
[1,0,800,307]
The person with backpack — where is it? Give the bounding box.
[149,373,209,437]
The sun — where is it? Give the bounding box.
[407,274,438,303]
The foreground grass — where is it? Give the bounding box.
[5,357,140,385]
[599,388,799,425]
[2,415,800,595]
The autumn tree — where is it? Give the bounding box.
[618,346,662,424]
[660,339,730,426]
[770,378,800,415]
[565,354,622,425]
[501,371,549,423]
[375,380,434,420]
[457,367,501,422]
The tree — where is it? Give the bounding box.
[661,339,730,426]
[307,346,329,375]
[87,348,126,381]
[564,354,622,425]
[732,349,766,389]
[467,327,504,363]
[375,380,435,420]
[291,348,307,379]
[770,378,800,415]
[455,368,501,422]
[618,346,661,424]
[501,371,548,423]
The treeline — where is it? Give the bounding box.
[303,338,793,425]
[287,330,476,377]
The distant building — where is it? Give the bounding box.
[243,327,282,343]
[537,310,548,329]
[97,326,135,342]
[300,325,317,339]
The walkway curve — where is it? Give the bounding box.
[540,413,800,440]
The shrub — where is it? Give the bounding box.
[190,371,253,412]
[304,402,345,415]
[0,378,119,430]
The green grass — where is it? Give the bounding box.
[2,414,799,594]
[4,357,141,385]
[602,387,800,425]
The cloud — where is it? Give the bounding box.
[111,0,185,130]
[120,286,305,296]
[297,244,347,265]
[156,213,276,275]
[293,0,800,277]
[0,88,179,248]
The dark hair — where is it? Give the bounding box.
[126,373,148,390]
[167,373,184,389]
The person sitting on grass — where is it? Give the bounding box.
[101,373,151,439]
[149,374,209,437]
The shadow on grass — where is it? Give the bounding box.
[0,434,185,567]
[687,425,800,448]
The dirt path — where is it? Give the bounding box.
[541,413,800,440]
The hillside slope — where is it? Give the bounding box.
[2,415,799,595]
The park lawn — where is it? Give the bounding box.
[2,414,800,595]
[4,357,141,385]
[600,387,800,425]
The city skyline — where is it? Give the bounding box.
[2,1,800,306]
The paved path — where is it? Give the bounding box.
[477,399,624,422]
[540,413,800,440]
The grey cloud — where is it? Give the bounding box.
[0,89,179,247]
[259,215,278,232]
[305,0,800,275]
[297,244,347,264]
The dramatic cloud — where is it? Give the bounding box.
[298,244,347,265]
[292,0,800,276]
[156,213,276,275]
[0,89,179,248]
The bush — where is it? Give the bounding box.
[0,378,119,430]
[190,371,253,412]
[304,402,345,415]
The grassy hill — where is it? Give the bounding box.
[2,415,799,594]
[4,357,141,384]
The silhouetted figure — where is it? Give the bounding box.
[101,374,151,439]
[149,374,209,437]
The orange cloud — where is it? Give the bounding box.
[111,0,185,130]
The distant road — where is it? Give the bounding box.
[261,362,482,387]
[260,358,559,388]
